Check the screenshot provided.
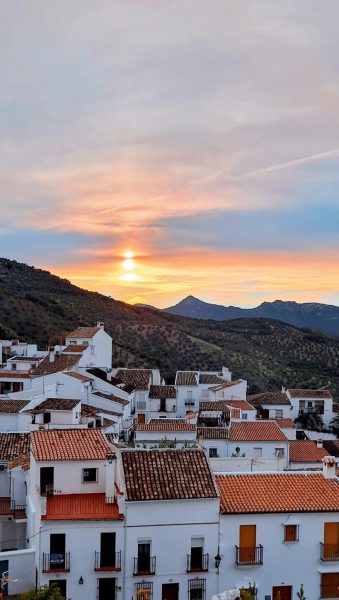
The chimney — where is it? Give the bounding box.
[316,439,323,448]
[105,452,116,500]
[322,456,337,479]
[49,350,55,363]
[97,322,104,330]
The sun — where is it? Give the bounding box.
[123,258,135,271]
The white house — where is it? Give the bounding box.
[148,385,177,419]
[66,323,113,370]
[247,391,292,420]
[286,389,334,428]
[134,420,197,448]
[119,448,220,600]
[215,459,339,600]
[288,439,328,470]
[27,428,125,600]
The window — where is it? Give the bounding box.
[307,401,313,408]
[242,413,248,420]
[188,578,206,600]
[253,447,262,458]
[11,363,17,371]
[275,448,285,458]
[69,341,76,345]
[90,345,95,355]
[321,573,339,598]
[284,524,299,542]
[135,582,153,600]
[43,412,51,424]
[82,468,98,483]
[209,448,218,458]
[275,409,283,418]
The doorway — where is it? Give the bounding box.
[272,586,292,600]
[162,583,179,600]
[40,466,54,495]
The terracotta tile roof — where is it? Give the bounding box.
[288,389,333,399]
[149,419,186,424]
[93,391,129,406]
[67,326,100,339]
[149,385,176,399]
[229,421,288,442]
[33,354,80,376]
[199,401,231,412]
[175,371,198,386]
[323,440,339,457]
[289,440,328,463]
[0,371,30,379]
[247,391,290,406]
[86,368,124,387]
[0,433,30,461]
[81,404,121,418]
[197,427,229,439]
[66,371,92,383]
[42,493,123,521]
[0,399,30,413]
[209,379,244,391]
[199,374,226,385]
[33,398,80,412]
[121,448,217,501]
[136,422,196,432]
[31,429,110,461]
[272,418,296,429]
[115,369,151,390]
[62,344,87,354]
[216,472,339,514]
[223,400,255,411]
[8,452,30,471]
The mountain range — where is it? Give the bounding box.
[0,257,338,396]
[163,296,339,338]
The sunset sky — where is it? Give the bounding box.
[1,1,339,308]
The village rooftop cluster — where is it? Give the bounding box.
[0,323,338,600]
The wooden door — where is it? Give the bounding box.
[138,413,145,424]
[100,532,116,567]
[321,573,339,598]
[272,586,292,600]
[162,583,179,600]
[239,525,256,563]
[50,533,66,569]
[324,523,339,559]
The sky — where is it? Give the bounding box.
[0,0,339,308]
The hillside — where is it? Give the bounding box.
[0,258,339,397]
[165,296,339,337]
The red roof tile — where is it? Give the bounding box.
[288,389,332,399]
[209,379,243,391]
[66,371,92,383]
[42,493,123,520]
[62,344,87,353]
[0,433,30,461]
[175,371,198,386]
[0,399,30,413]
[197,427,229,439]
[223,400,255,411]
[247,391,290,406]
[289,440,328,463]
[115,369,151,390]
[136,422,196,432]
[149,385,176,399]
[229,421,288,442]
[199,374,226,385]
[33,354,80,376]
[31,429,110,461]
[0,371,30,379]
[121,449,217,501]
[216,473,339,514]
[67,326,100,339]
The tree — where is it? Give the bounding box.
[296,584,306,600]
[19,584,66,600]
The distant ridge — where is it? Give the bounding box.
[163,296,339,337]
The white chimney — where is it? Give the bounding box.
[105,452,116,500]
[322,456,337,479]
[97,322,104,330]
[49,350,55,363]
[317,439,323,448]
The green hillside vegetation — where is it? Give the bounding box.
[0,258,338,397]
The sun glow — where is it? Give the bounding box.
[123,258,135,270]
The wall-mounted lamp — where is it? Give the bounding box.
[214,552,222,570]
[79,576,84,585]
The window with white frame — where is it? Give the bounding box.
[253,447,262,458]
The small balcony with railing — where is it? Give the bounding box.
[42,552,70,573]
[95,550,121,571]
[133,556,156,576]
[320,543,339,562]
[186,552,209,572]
[235,545,263,566]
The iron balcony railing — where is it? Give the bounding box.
[235,545,263,566]
[133,556,156,575]
[187,553,209,572]
[95,550,121,571]
[42,552,70,572]
[320,543,339,561]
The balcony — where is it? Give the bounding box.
[185,399,195,406]
[187,553,209,572]
[42,552,70,572]
[133,556,156,576]
[95,550,121,571]
[235,545,263,566]
[320,543,339,561]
